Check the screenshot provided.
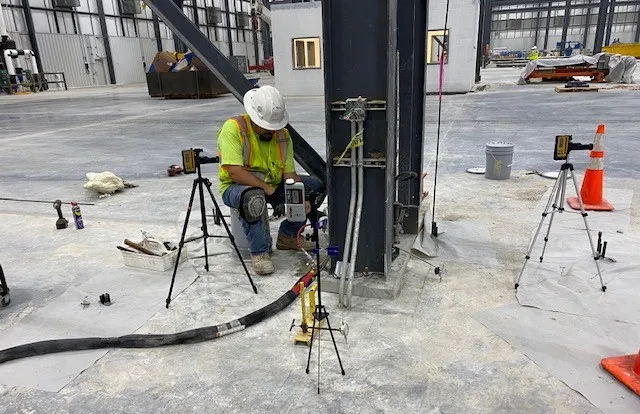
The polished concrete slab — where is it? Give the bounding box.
[0,69,639,413]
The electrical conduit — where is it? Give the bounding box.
[339,121,358,307]
[344,120,364,309]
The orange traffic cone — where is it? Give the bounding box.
[567,124,614,211]
[601,349,640,396]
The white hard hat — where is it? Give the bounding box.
[243,85,289,131]
[531,46,538,50]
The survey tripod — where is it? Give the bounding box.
[514,137,606,292]
[303,191,346,393]
[165,149,258,308]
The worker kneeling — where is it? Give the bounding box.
[217,85,323,276]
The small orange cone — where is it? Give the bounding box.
[601,349,640,396]
[567,124,614,211]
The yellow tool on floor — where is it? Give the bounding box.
[292,280,322,346]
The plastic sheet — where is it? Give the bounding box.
[518,53,637,84]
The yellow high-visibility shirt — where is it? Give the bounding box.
[217,114,295,195]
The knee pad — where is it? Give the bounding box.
[239,187,267,224]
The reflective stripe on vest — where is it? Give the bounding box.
[231,115,288,168]
[231,115,252,168]
[274,130,288,167]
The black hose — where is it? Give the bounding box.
[0,270,315,364]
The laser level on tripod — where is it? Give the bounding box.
[515,135,607,292]
[165,148,258,308]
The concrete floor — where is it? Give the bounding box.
[0,69,639,413]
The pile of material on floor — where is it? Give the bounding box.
[83,171,137,198]
[518,53,637,84]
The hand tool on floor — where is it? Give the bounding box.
[124,239,163,256]
[53,200,68,229]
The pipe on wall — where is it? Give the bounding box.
[3,49,40,75]
[3,50,16,75]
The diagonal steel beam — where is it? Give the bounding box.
[142,0,327,183]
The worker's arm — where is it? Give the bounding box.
[282,131,300,182]
[225,166,276,195]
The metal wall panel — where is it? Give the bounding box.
[36,33,95,87]
[139,37,158,71]
[162,37,176,51]
[109,36,149,84]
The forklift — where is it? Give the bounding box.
[0,264,9,307]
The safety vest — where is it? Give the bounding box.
[529,50,539,61]
[231,115,288,169]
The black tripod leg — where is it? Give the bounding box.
[166,179,198,308]
[305,307,318,374]
[204,181,258,294]
[324,314,346,375]
[197,180,210,272]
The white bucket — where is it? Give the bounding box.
[485,142,514,180]
[229,207,270,257]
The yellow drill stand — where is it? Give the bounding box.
[294,280,323,346]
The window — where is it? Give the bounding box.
[292,37,321,69]
[507,19,522,30]
[427,29,449,64]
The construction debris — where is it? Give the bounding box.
[83,172,137,198]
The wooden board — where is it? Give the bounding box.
[555,86,599,93]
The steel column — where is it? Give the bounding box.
[482,0,492,68]
[20,0,43,73]
[252,23,260,66]
[593,0,609,53]
[96,0,116,84]
[223,0,234,56]
[534,2,542,47]
[141,0,326,182]
[261,21,271,58]
[583,7,591,50]
[636,10,640,42]
[560,0,571,50]
[475,0,485,82]
[322,0,394,274]
[153,13,163,52]
[385,0,398,277]
[173,0,187,52]
[605,0,616,45]
[543,2,552,50]
[397,0,426,234]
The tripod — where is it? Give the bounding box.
[514,156,606,292]
[304,192,346,394]
[165,156,258,308]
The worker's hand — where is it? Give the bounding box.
[263,185,276,196]
[272,204,285,218]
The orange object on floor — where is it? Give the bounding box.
[567,124,614,211]
[601,349,640,396]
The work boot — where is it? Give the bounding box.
[251,252,274,276]
[276,234,315,251]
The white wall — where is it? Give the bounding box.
[271,1,324,97]
[426,0,480,93]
